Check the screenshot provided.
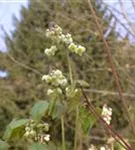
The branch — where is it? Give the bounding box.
[87,0,135,138]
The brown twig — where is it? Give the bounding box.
[87,0,135,137]
[7,53,43,76]
[81,86,133,150]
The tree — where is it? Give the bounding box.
[0,0,134,149]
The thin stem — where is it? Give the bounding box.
[61,116,66,150]
[81,86,133,150]
[74,106,79,150]
[87,0,135,137]
[67,50,73,84]
[66,49,80,150]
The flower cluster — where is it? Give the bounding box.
[45,24,86,56]
[68,42,86,56]
[44,45,58,57]
[46,24,72,44]
[42,69,79,97]
[46,24,62,41]
[42,69,67,87]
[101,104,112,125]
[65,87,78,97]
[23,119,50,143]
[47,88,62,96]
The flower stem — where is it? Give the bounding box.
[61,116,66,150]
[67,50,73,84]
[74,106,79,150]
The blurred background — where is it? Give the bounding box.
[1,0,135,149]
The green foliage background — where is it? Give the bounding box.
[0,0,135,149]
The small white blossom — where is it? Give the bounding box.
[42,75,52,83]
[44,134,50,142]
[101,104,112,125]
[56,88,62,94]
[75,89,78,93]
[29,130,36,137]
[62,33,73,44]
[75,45,86,56]
[53,69,63,77]
[47,89,54,95]
[46,29,55,38]
[44,48,54,56]
[44,45,57,57]
[88,145,97,150]
[54,25,62,35]
[100,147,106,150]
[58,78,68,86]
[59,34,65,41]
[42,70,68,88]
[24,131,29,137]
[68,42,77,52]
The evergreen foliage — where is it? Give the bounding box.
[0,0,135,149]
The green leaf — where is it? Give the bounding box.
[0,140,9,150]
[3,119,28,141]
[76,80,89,87]
[79,107,97,134]
[31,101,49,122]
[29,142,57,150]
[114,142,126,150]
[51,101,65,119]
[28,143,48,150]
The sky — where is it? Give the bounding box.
[0,0,28,52]
[103,0,135,42]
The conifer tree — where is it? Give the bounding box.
[0,0,134,149]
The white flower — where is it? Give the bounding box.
[44,45,58,57]
[54,25,62,35]
[68,42,77,52]
[75,89,78,93]
[56,88,62,94]
[25,127,31,132]
[51,45,57,52]
[62,33,73,44]
[47,89,54,95]
[75,45,86,56]
[42,75,52,83]
[59,34,65,41]
[100,147,106,150]
[29,130,36,137]
[101,104,112,125]
[46,29,55,38]
[24,131,29,137]
[88,145,97,150]
[44,48,54,56]
[53,69,63,77]
[58,78,68,86]
[44,134,50,142]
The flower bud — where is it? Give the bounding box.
[68,42,77,52]
[44,134,50,142]
[75,45,86,56]
[47,89,54,95]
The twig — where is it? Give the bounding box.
[101,0,135,39]
[7,53,43,76]
[84,89,135,98]
[87,0,135,137]
[81,86,133,150]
